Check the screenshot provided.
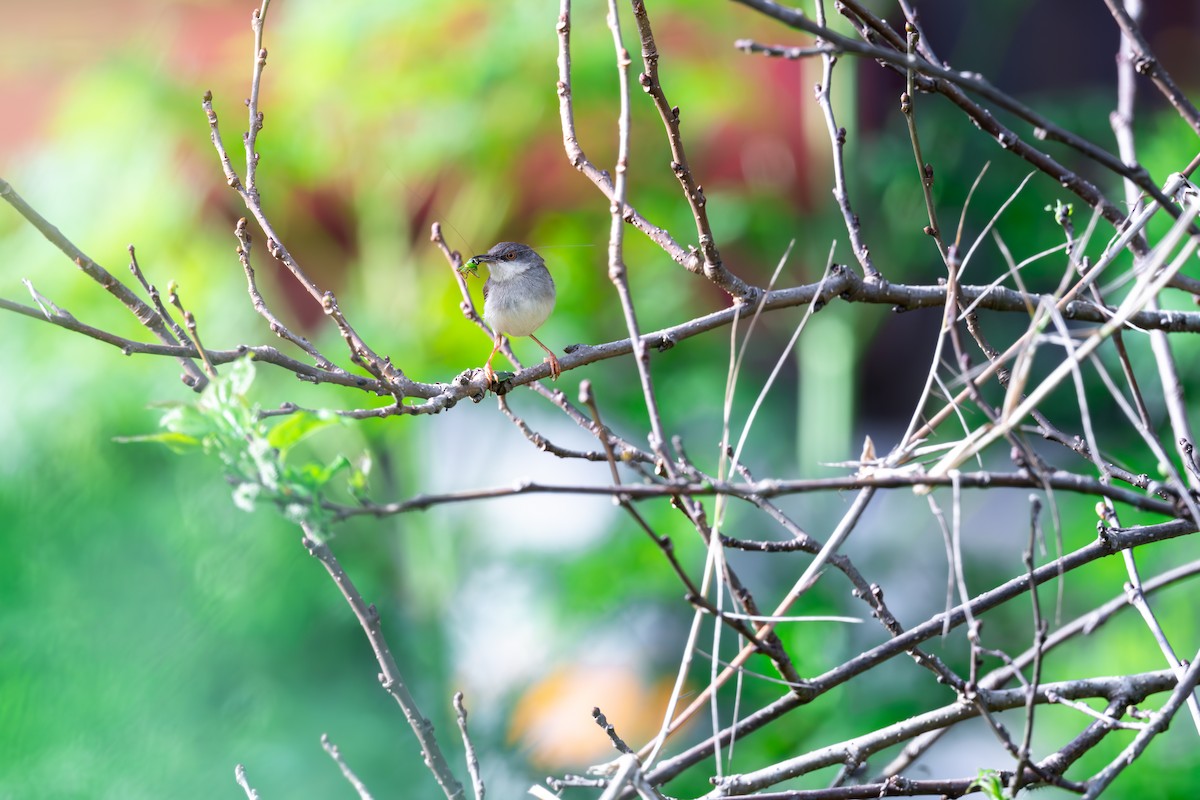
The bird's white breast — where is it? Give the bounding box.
[484,287,555,336]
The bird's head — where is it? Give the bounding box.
[463,242,544,282]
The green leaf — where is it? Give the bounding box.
[113,431,202,454]
[317,454,351,485]
[158,404,216,439]
[295,455,351,489]
[967,769,1009,800]
[347,452,372,499]
[121,354,361,532]
[266,410,340,454]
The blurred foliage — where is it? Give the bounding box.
[118,357,366,537]
[2,1,1200,798]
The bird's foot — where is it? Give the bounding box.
[545,353,561,381]
[483,365,517,392]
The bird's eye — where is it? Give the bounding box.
[503,251,515,260]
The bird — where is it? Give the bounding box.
[460,242,560,383]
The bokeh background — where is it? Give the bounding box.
[3,1,1200,797]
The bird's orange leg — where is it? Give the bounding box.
[484,334,504,384]
[529,334,561,381]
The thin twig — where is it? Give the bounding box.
[0,177,208,389]
[629,0,730,287]
[881,558,1200,777]
[320,733,375,800]
[555,0,757,300]
[327,467,1180,522]
[453,693,485,800]
[1009,497,1048,795]
[1082,648,1200,799]
[810,1,878,279]
[708,671,1174,796]
[127,244,193,348]
[1101,0,1200,138]
[234,764,260,800]
[301,525,465,800]
[594,706,635,755]
[235,217,338,371]
[900,24,947,258]
[201,6,409,400]
[603,0,672,472]
[644,517,1196,786]
[734,0,1174,231]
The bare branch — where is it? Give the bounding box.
[556,0,757,300]
[301,526,465,800]
[710,670,1176,796]
[452,693,485,800]
[234,764,260,800]
[0,177,208,388]
[320,734,375,800]
[1082,652,1200,798]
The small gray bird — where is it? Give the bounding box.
[461,242,560,383]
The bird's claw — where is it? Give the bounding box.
[483,366,516,392]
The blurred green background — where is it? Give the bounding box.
[3,1,1200,797]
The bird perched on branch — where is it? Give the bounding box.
[459,242,561,383]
